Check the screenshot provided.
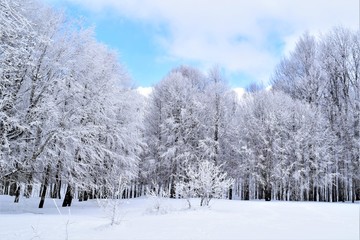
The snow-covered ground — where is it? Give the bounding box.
[0,195,358,240]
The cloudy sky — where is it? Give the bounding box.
[44,0,359,88]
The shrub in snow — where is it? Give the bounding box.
[97,176,128,225]
[146,184,170,214]
[176,169,198,209]
[176,160,234,207]
[97,198,125,226]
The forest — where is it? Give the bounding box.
[1,0,359,210]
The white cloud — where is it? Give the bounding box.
[233,87,246,99]
[136,86,153,97]
[59,0,359,84]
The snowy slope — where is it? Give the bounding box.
[0,196,358,240]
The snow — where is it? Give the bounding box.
[0,196,358,240]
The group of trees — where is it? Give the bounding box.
[236,91,334,201]
[140,29,360,203]
[271,29,360,202]
[141,54,358,203]
[1,0,359,207]
[141,66,237,200]
[0,0,143,208]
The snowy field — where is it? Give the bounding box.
[0,196,358,240]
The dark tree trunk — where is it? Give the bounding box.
[51,174,61,199]
[352,179,355,203]
[78,190,88,201]
[83,191,88,201]
[4,181,10,195]
[51,160,62,199]
[265,184,271,201]
[78,190,83,202]
[14,186,20,203]
[24,174,33,198]
[39,165,51,208]
[332,183,337,202]
[121,189,126,199]
[38,184,48,208]
[244,182,249,200]
[62,185,73,207]
[39,184,43,198]
[170,180,176,198]
[228,188,233,200]
[89,189,96,199]
[133,185,137,198]
[339,180,345,202]
[9,182,17,196]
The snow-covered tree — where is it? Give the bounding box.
[143,66,207,197]
[0,0,34,187]
[177,160,233,207]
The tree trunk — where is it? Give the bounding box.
[38,185,48,208]
[83,191,88,201]
[78,190,83,202]
[170,181,176,199]
[352,178,356,203]
[51,178,61,199]
[14,186,20,203]
[4,181,10,195]
[39,165,51,208]
[244,181,249,200]
[51,166,61,199]
[24,174,33,198]
[228,188,233,200]
[9,182,17,196]
[264,184,272,201]
[62,184,73,207]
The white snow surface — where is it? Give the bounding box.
[0,196,358,240]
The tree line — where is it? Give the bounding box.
[1,0,359,207]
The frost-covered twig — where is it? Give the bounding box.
[30,225,41,240]
[53,199,71,239]
[146,183,170,214]
[97,176,128,225]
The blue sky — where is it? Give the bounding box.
[44,0,358,88]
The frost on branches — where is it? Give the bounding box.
[146,183,170,214]
[97,176,129,226]
[176,160,234,207]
